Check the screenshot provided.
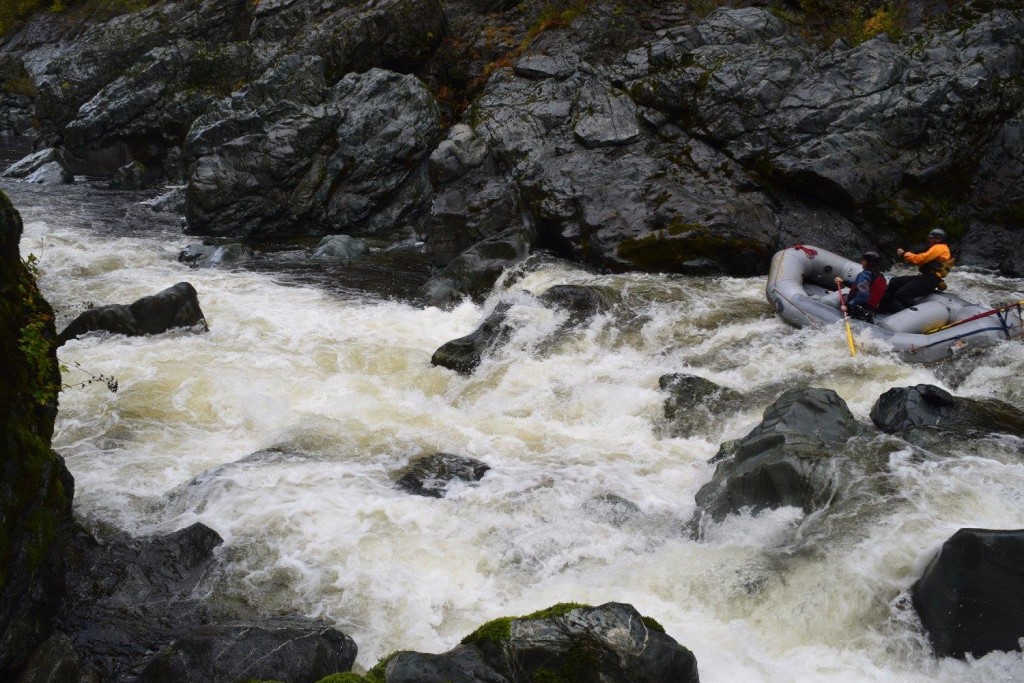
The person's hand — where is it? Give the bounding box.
[897,248,905,257]
[834,277,843,285]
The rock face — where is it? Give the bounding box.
[912,528,1024,659]
[184,64,441,240]
[0,191,74,678]
[690,388,867,530]
[56,282,207,346]
[395,453,491,498]
[381,602,699,683]
[870,384,1024,437]
[135,620,357,683]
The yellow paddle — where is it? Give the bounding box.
[836,280,857,357]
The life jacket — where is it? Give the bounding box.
[867,272,887,311]
[920,255,955,278]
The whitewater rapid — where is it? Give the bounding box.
[7,175,1024,682]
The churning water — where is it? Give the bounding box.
[6,172,1024,682]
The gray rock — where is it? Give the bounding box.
[957,220,1024,277]
[395,453,490,498]
[870,384,1024,438]
[659,373,743,439]
[185,67,440,240]
[14,633,97,683]
[3,148,62,178]
[691,388,868,530]
[107,161,147,190]
[384,602,699,683]
[57,282,208,346]
[26,160,73,184]
[135,619,357,683]
[312,234,370,259]
[178,242,254,268]
[143,187,186,214]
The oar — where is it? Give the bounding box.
[926,299,1024,334]
[836,281,857,357]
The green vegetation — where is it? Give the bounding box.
[778,1,910,45]
[462,602,590,645]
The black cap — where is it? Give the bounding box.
[861,250,881,266]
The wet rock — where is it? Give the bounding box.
[14,633,97,683]
[537,283,611,323]
[383,602,698,683]
[26,161,74,185]
[178,241,253,268]
[135,619,357,683]
[107,161,147,190]
[957,220,1024,277]
[57,523,225,682]
[0,191,74,678]
[57,282,207,346]
[313,235,370,260]
[395,453,491,498]
[143,187,186,214]
[418,229,531,307]
[185,66,440,241]
[912,528,1024,659]
[431,302,517,375]
[0,56,35,136]
[690,388,868,529]
[870,384,1024,438]
[63,41,263,177]
[3,148,64,178]
[659,373,743,439]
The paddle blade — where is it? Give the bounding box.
[845,320,857,356]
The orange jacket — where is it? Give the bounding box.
[903,243,951,267]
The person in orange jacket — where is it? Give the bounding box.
[880,228,954,313]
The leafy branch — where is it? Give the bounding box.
[61,360,118,393]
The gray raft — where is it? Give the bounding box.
[766,245,1024,363]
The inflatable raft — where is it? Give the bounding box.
[766,245,1024,363]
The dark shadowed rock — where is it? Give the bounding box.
[13,632,97,683]
[417,229,532,307]
[395,453,491,498]
[106,161,146,190]
[56,282,207,346]
[912,528,1024,659]
[659,373,743,439]
[0,191,74,678]
[870,384,1024,438]
[538,284,611,323]
[135,619,357,683]
[382,602,698,683]
[690,388,868,530]
[431,301,518,375]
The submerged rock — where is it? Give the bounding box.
[135,619,357,683]
[659,373,743,438]
[382,602,698,683]
[313,235,370,260]
[690,388,868,531]
[178,242,254,268]
[912,528,1024,659]
[57,282,207,346]
[395,453,490,498]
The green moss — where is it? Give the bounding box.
[641,615,665,633]
[531,639,602,683]
[314,674,370,683]
[462,602,591,646]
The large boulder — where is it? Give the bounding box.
[185,65,441,241]
[0,191,74,678]
[56,282,207,346]
[912,528,1024,659]
[870,384,1024,438]
[395,453,490,498]
[380,602,698,683]
[135,619,357,683]
[690,388,868,530]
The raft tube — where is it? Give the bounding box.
[766,245,1024,363]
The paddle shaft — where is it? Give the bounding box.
[928,299,1024,334]
[836,282,857,356]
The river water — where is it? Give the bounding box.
[4,168,1024,682]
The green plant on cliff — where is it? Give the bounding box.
[0,0,159,37]
[790,1,909,45]
[15,255,60,406]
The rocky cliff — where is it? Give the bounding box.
[2,1,1022,298]
[0,190,74,678]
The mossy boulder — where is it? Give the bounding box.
[0,190,74,677]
